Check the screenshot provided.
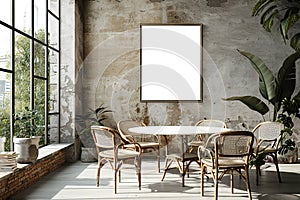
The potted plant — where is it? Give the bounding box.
[13,107,43,163]
[76,104,112,162]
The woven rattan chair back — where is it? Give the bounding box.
[252,121,283,148]
[199,130,254,200]
[216,131,254,159]
[252,121,284,184]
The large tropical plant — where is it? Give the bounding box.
[224,50,300,121]
[252,0,300,51]
[224,50,300,155]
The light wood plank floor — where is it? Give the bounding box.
[11,159,300,200]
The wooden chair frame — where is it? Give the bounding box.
[198,130,254,200]
[91,125,142,193]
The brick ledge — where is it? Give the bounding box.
[0,143,73,181]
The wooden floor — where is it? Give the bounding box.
[11,159,300,200]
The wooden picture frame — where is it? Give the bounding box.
[140,24,203,101]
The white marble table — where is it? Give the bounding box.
[129,125,230,136]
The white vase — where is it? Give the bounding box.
[13,136,40,163]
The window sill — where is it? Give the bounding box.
[0,143,73,180]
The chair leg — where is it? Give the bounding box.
[230,172,234,194]
[138,171,141,190]
[201,164,205,196]
[214,169,218,200]
[114,170,118,194]
[135,156,142,190]
[245,166,252,200]
[157,147,160,173]
[161,158,173,181]
[97,159,105,187]
[96,166,101,187]
[119,170,121,183]
[273,154,282,183]
[182,162,185,187]
[255,165,259,185]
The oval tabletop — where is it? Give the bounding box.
[128,126,230,136]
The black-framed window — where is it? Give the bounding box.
[0,0,61,151]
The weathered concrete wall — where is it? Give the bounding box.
[79,0,296,147]
[61,0,75,144]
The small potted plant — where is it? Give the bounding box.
[13,107,43,163]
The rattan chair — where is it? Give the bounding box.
[252,121,284,185]
[198,130,254,200]
[117,120,161,172]
[91,125,142,193]
[189,119,227,152]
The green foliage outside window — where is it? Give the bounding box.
[0,29,47,150]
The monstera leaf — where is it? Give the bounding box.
[237,50,277,104]
[223,96,269,116]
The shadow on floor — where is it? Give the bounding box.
[257,194,300,200]
[220,169,300,195]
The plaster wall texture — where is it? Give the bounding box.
[78,0,298,148]
[60,0,76,144]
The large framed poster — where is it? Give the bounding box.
[140,24,203,101]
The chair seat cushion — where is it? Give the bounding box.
[100,149,139,159]
[124,142,159,149]
[202,158,246,167]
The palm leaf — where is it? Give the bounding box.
[252,0,274,16]
[280,11,299,42]
[277,52,300,104]
[263,9,279,32]
[291,33,300,51]
[237,50,277,103]
[223,96,269,116]
[260,5,277,24]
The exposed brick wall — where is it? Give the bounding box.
[0,145,73,200]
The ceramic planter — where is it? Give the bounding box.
[13,136,40,163]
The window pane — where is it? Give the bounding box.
[34,78,46,145]
[34,0,46,43]
[49,114,59,143]
[0,26,11,70]
[49,0,59,17]
[0,0,12,25]
[15,34,30,111]
[34,41,46,77]
[0,72,11,151]
[15,0,32,33]
[49,15,59,49]
[49,50,58,113]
